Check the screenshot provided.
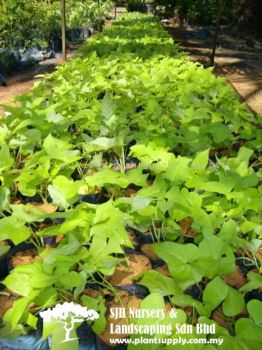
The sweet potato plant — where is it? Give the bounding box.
[0,12,261,350]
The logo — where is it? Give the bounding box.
[40,302,99,343]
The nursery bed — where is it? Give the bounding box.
[0,12,262,350]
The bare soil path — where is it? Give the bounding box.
[0,56,62,107]
[166,22,262,115]
[0,49,77,113]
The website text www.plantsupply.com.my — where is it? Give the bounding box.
[108,307,224,347]
[109,336,224,346]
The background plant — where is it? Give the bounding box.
[0,0,112,50]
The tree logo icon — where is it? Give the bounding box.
[40,302,99,343]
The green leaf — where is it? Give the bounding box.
[222,288,245,317]
[42,234,81,259]
[164,156,192,183]
[130,144,174,173]
[81,295,106,334]
[240,272,262,293]
[10,203,45,223]
[16,171,44,197]
[34,287,58,308]
[48,176,82,208]
[60,271,83,288]
[236,147,253,164]
[3,292,38,330]
[102,93,115,120]
[191,149,209,173]
[3,262,58,296]
[84,137,121,152]
[74,271,87,299]
[247,300,262,326]
[141,292,165,312]
[202,277,229,316]
[0,143,13,172]
[43,134,80,163]
[153,242,201,288]
[199,178,234,194]
[235,318,262,343]
[0,215,31,245]
[0,186,10,214]
[131,196,152,211]
[197,236,235,277]
[46,110,66,124]
[219,220,238,242]
[26,313,38,329]
[139,270,181,296]
[199,235,225,260]
[85,168,129,188]
[240,220,259,234]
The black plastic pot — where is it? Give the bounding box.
[0,322,127,350]
[96,337,126,350]
[244,291,262,303]
[123,247,140,254]
[116,284,149,299]
[78,184,110,205]
[236,257,257,276]
[132,229,159,245]
[79,193,108,205]
[0,258,8,280]
[0,319,48,350]
[184,283,204,301]
[0,334,49,350]
[151,259,166,269]
[183,236,195,244]
[111,157,139,172]
[78,323,127,350]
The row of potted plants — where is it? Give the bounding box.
[0,12,261,350]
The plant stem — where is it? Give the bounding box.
[61,0,67,62]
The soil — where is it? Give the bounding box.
[30,202,58,214]
[124,187,138,197]
[10,248,38,268]
[0,55,65,110]
[165,21,262,115]
[212,309,231,330]
[223,266,246,289]
[155,264,171,277]
[140,244,159,260]
[108,254,152,286]
[0,290,18,318]
[82,287,101,299]
[179,218,198,237]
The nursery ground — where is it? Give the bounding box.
[166,22,262,115]
[2,11,261,116]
